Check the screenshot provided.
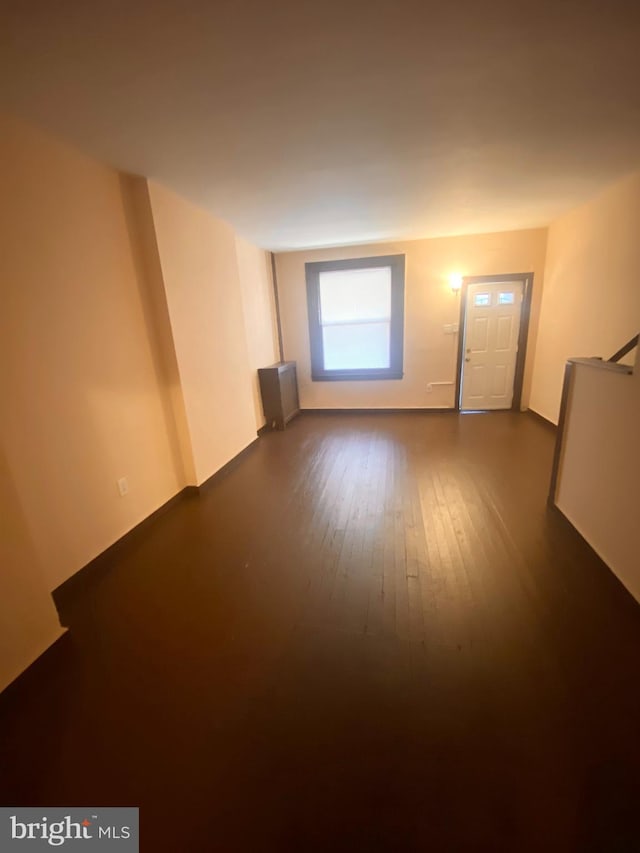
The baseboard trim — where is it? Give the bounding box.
[0,627,68,700]
[527,408,558,431]
[53,437,262,615]
[52,488,188,614]
[549,503,640,608]
[300,407,456,415]
[190,437,260,494]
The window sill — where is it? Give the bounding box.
[311,371,404,382]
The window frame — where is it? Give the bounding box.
[305,254,405,382]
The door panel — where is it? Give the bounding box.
[491,364,508,397]
[496,315,514,351]
[461,281,524,411]
[468,365,486,399]
[469,316,489,352]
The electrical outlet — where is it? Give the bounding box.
[117,477,129,497]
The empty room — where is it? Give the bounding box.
[1,1,640,850]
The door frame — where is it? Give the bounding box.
[454,272,534,412]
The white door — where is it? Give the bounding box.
[460,281,524,411]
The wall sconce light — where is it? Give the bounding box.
[449,272,463,293]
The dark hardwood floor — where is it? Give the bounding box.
[2,412,640,852]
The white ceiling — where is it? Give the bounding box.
[1,0,640,250]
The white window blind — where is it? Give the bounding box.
[318,266,392,370]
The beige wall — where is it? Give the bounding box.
[0,445,64,692]
[530,172,640,423]
[0,114,277,696]
[556,363,640,602]
[235,237,279,429]
[146,181,260,485]
[120,176,198,486]
[275,229,547,409]
[0,114,184,592]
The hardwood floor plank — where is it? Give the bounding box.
[2,411,640,852]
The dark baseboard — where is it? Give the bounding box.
[549,502,640,610]
[300,407,456,415]
[192,436,260,493]
[53,488,187,615]
[0,630,71,708]
[53,436,262,617]
[257,424,270,436]
[527,408,558,431]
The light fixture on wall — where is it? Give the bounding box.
[449,272,463,293]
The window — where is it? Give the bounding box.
[305,255,405,381]
[498,292,515,305]
[474,293,491,306]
